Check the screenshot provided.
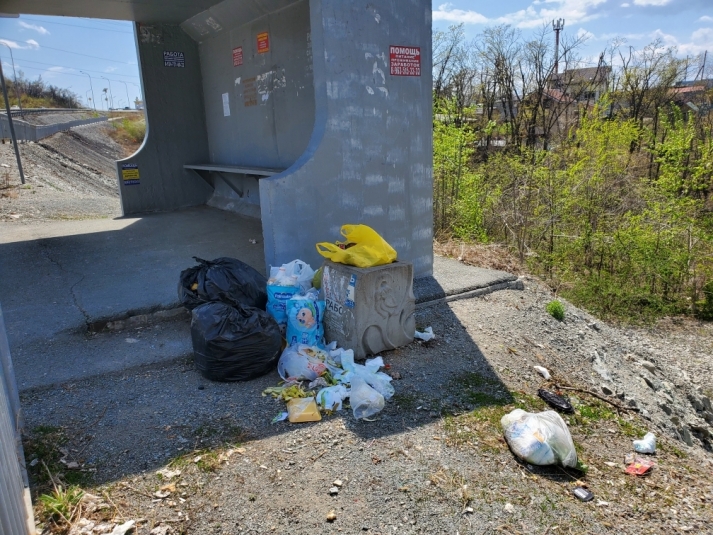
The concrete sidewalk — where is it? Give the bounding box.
[0,206,520,390]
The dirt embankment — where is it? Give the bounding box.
[0,121,124,222]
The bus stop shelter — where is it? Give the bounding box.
[7,0,434,276]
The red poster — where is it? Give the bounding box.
[257,32,270,54]
[390,45,421,77]
[232,46,243,67]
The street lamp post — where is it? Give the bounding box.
[101,76,114,110]
[79,71,96,111]
[85,89,92,109]
[115,79,131,110]
[0,42,23,117]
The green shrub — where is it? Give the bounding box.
[546,300,565,321]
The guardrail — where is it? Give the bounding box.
[0,114,109,142]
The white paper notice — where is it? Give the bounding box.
[222,92,230,116]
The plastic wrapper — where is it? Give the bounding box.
[287,397,321,423]
[633,432,656,454]
[500,409,577,468]
[191,301,282,382]
[286,290,325,347]
[316,385,349,412]
[266,260,315,328]
[316,224,397,268]
[349,376,384,420]
[341,352,394,400]
[178,256,267,310]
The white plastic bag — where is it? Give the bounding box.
[633,432,656,454]
[349,376,384,419]
[277,344,342,382]
[500,409,577,468]
[268,260,315,292]
[341,352,394,400]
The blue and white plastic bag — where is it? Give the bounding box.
[286,291,325,347]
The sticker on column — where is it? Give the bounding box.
[163,51,185,68]
[389,46,421,76]
[232,46,243,67]
[222,92,230,117]
[257,32,270,54]
[121,163,140,186]
[345,274,357,308]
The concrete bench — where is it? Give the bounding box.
[184,163,284,198]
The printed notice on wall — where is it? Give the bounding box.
[232,46,243,67]
[389,46,421,76]
[163,51,185,68]
[222,93,230,116]
[121,163,140,186]
[257,32,270,54]
[243,77,257,107]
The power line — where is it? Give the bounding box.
[0,40,137,65]
[1,63,140,85]
[0,55,139,79]
[20,17,133,34]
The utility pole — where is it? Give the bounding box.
[101,76,114,109]
[553,18,565,74]
[0,42,23,117]
[0,57,25,184]
[80,71,96,111]
[113,79,130,110]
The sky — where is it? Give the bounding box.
[1,0,712,108]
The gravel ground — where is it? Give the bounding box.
[3,120,712,534]
[20,281,713,535]
[0,122,121,222]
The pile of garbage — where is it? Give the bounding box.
[180,225,425,421]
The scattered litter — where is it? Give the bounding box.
[463,507,474,514]
[414,327,435,341]
[633,432,656,454]
[596,500,609,507]
[267,260,315,331]
[503,502,514,513]
[271,411,289,424]
[572,487,594,502]
[625,458,655,476]
[316,224,397,268]
[603,461,618,468]
[150,526,171,535]
[329,486,339,495]
[533,366,551,380]
[316,385,349,412]
[501,409,578,468]
[110,521,136,535]
[156,468,181,480]
[287,397,322,423]
[537,388,574,413]
[326,510,337,522]
[349,375,385,420]
[125,338,138,344]
[333,479,343,487]
[249,238,257,244]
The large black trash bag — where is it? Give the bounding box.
[178,257,267,310]
[191,301,282,382]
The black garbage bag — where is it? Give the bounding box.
[191,301,282,382]
[179,257,267,310]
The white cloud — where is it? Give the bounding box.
[650,27,713,55]
[0,38,40,50]
[434,1,608,29]
[104,66,118,73]
[433,3,488,24]
[633,0,672,5]
[621,2,630,6]
[577,28,595,41]
[699,16,713,22]
[18,21,49,35]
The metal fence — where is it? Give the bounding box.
[0,304,34,535]
[0,114,108,143]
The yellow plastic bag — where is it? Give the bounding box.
[316,224,397,268]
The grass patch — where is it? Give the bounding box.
[23,426,92,493]
[108,114,146,155]
[448,371,514,408]
[391,392,418,410]
[37,485,83,527]
[546,300,565,321]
